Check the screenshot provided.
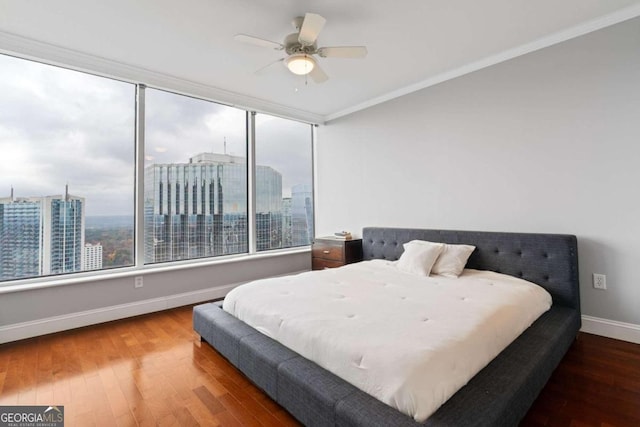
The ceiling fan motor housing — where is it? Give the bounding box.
[284,33,317,55]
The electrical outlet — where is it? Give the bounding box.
[134,276,144,288]
[593,273,606,290]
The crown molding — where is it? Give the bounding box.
[325,3,640,122]
[0,30,324,125]
[3,2,640,126]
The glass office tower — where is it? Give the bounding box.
[0,198,42,280]
[144,153,283,263]
[48,197,84,274]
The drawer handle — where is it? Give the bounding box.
[323,250,330,254]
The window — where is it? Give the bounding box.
[0,54,135,282]
[0,53,315,284]
[255,114,314,251]
[144,88,248,264]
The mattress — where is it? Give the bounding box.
[222,260,552,422]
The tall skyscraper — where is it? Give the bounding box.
[0,196,41,280]
[144,153,283,263]
[0,188,85,281]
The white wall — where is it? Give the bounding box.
[317,18,640,328]
[0,252,310,343]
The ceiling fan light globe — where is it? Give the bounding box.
[285,54,315,75]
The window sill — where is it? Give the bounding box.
[0,246,311,295]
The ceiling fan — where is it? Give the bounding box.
[234,13,367,83]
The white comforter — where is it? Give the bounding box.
[223,260,552,422]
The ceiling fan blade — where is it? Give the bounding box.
[234,34,283,50]
[255,58,284,75]
[309,63,329,83]
[298,13,326,46]
[318,46,368,58]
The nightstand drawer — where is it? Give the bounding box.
[311,238,363,271]
[312,258,344,270]
[312,243,344,261]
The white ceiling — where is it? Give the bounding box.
[1,0,640,123]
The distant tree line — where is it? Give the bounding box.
[85,227,133,268]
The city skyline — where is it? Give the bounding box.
[1,152,313,281]
[0,52,314,282]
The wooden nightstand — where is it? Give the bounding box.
[312,237,363,270]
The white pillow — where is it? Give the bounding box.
[397,240,444,276]
[431,244,476,277]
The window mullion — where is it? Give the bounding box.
[135,84,146,267]
[247,111,257,254]
[311,124,317,240]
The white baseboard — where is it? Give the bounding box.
[4,290,638,346]
[0,284,238,344]
[581,315,640,344]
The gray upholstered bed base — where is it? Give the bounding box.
[193,227,581,426]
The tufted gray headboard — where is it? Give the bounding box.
[362,227,580,311]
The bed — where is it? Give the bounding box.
[193,227,581,426]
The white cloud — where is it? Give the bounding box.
[0,54,135,214]
[0,54,313,215]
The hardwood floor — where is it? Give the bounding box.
[521,332,640,427]
[0,306,638,426]
[0,306,300,427]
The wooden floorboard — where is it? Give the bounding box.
[1,305,638,426]
[521,331,640,427]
